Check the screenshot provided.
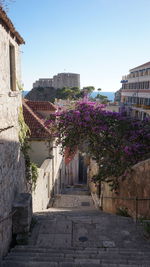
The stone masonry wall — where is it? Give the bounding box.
[0,23,26,258]
[101,159,150,219]
[0,93,26,258]
[0,24,21,93]
[88,158,150,218]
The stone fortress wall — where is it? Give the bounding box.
[33,72,80,89]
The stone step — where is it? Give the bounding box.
[3,259,150,267]
[9,249,150,257]
[52,194,94,208]
[63,190,90,195]
[12,246,150,254]
[6,254,150,263]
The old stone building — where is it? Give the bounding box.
[22,100,64,211]
[0,7,26,258]
[23,100,57,166]
[33,72,80,89]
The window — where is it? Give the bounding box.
[9,43,16,91]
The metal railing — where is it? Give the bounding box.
[101,195,150,222]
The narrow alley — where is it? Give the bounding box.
[2,185,150,267]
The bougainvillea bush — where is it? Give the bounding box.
[46,100,150,189]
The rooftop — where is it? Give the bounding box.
[23,100,56,139]
[0,6,25,44]
[24,99,56,112]
[130,61,150,72]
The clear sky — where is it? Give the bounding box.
[7,0,150,92]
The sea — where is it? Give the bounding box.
[23,91,115,102]
[91,91,115,102]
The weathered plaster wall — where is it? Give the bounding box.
[87,158,100,208]
[29,140,52,167]
[87,158,99,194]
[32,145,63,212]
[0,24,26,258]
[64,152,79,186]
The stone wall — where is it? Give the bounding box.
[0,23,26,258]
[87,158,100,208]
[0,23,21,93]
[88,158,150,218]
[32,145,63,212]
[0,93,26,258]
[101,159,150,219]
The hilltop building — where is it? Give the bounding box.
[33,72,80,89]
[120,62,150,119]
[33,78,53,88]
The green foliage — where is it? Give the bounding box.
[17,81,24,91]
[95,93,109,103]
[37,87,44,92]
[48,100,150,191]
[18,106,38,191]
[31,162,39,191]
[143,221,150,236]
[138,217,150,237]
[82,86,95,95]
[56,86,81,100]
[116,206,131,217]
[18,106,29,146]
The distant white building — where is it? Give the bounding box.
[33,72,80,89]
[120,62,150,119]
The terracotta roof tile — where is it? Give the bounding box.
[24,99,56,111]
[23,100,52,139]
[0,6,25,44]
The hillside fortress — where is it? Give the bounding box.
[33,72,80,89]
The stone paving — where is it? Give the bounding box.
[2,186,150,266]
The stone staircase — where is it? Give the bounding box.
[62,184,90,196]
[2,246,150,266]
[2,189,150,267]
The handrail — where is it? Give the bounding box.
[102,196,150,201]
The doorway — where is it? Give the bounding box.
[79,154,87,184]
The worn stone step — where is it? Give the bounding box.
[8,250,150,259]
[2,260,148,267]
[52,194,95,208]
[12,246,150,254]
[5,252,150,262]
[5,257,150,265]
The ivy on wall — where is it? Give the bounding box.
[18,106,38,191]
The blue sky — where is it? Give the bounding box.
[8,0,150,92]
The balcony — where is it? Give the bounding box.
[141,105,150,109]
[132,104,150,110]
